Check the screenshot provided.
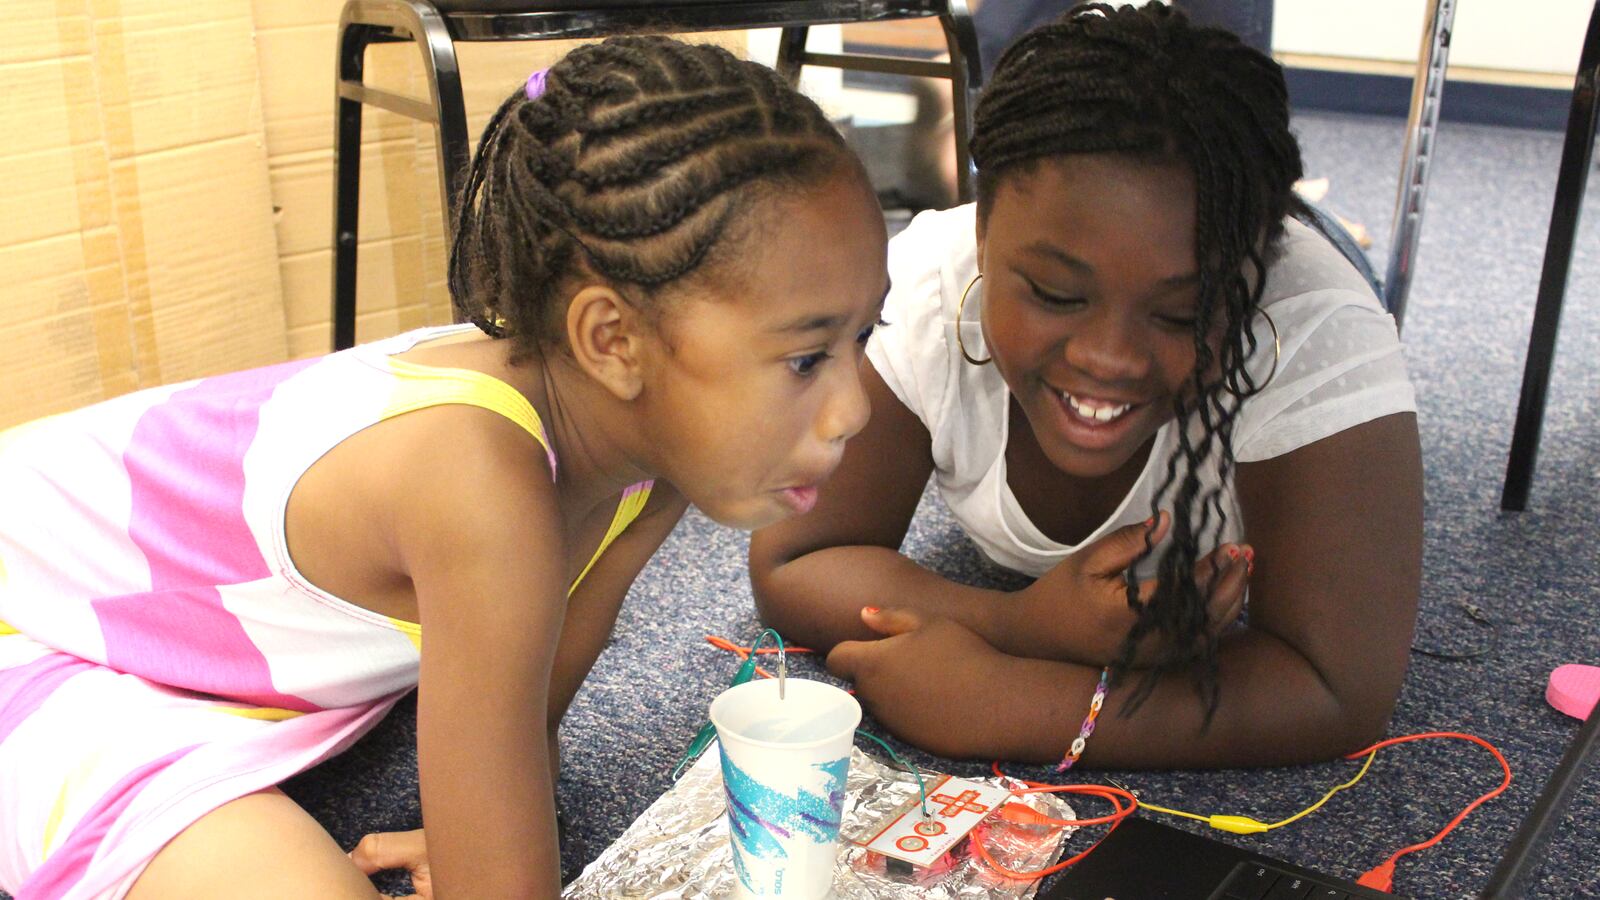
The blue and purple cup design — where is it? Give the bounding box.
[711,678,861,898]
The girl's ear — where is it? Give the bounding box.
[564,284,646,401]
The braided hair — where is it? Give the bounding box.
[970,2,1306,716]
[449,36,853,357]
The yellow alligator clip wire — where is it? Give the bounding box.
[1139,750,1378,834]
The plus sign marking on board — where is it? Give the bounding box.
[929,789,990,818]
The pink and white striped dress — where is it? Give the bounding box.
[0,324,651,899]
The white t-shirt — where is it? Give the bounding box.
[867,204,1417,578]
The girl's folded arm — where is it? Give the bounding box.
[1038,410,1422,766]
[1095,410,1422,764]
[836,411,1423,768]
[842,625,1373,768]
[1228,409,1424,750]
[393,410,571,899]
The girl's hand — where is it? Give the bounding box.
[994,512,1251,665]
[826,609,1007,759]
[350,829,433,900]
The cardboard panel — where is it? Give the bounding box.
[0,2,90,66]
[0,0,284,429]
[91,1,262,156]
[270,141,422,257]
[252,0,346,35]
[2,3,759,427]
[0,232,134,423]
[286,304,430,360]
[0,57,107,247]
[255,23,415,160]
[278,238,424,332]
[119,138,287,384]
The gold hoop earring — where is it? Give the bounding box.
[955,273,992,366]
[1253,307,1280,393]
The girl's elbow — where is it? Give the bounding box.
[1330,682,1402,755]
[749,564,790,624]
[749,565,811,642]
[748,540,797,614]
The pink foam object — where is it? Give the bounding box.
[1546,664,1600,720]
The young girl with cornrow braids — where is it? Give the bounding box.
[0,36,887,899]
[752,2,1424,770]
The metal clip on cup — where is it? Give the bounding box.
[776,640,787,700]
[749,627,787,700]
[671,628,791,780]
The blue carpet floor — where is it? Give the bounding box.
[9,109,1593,899]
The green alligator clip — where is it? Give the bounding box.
[670,629,783,780]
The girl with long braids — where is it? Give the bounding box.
[0,36,887,899]
[751,2,1423,768]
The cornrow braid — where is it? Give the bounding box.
[576,89,751,144]
[971,2,1306,718]
[448,35,851,357]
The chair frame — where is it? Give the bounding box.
[331,0,980,350]
[1383,0,1454,327]
[1500,0,1600,511]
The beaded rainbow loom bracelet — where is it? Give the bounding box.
[1056,665,1111,772]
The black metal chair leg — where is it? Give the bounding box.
[938,0,980,204]
[775,26,809,86]
[399,0,469,253]
[1501,0,1600,511]
[332,15,370,352]
[331,0,470,347]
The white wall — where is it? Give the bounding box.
[1273,0,1590,76]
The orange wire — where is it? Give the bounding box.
[972,821,1121,880]
[991,761,1134,827]
[974,731,1510,886]
[969,782,1138,879]
[1343,731,1512,871]
[704,634,820,684]
[992,759,1053,788]
[703,634,814,656]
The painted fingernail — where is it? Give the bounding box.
[1242,547,1255,563]
[1144,516,1155,527]
[1226,546,1240,560]
[863,606,880,615]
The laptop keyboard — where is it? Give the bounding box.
[1212,861,1363,900]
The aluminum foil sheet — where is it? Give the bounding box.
[563,746,1077,899]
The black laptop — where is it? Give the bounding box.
[1040,704,1600,900]
[1040,815,1397,900]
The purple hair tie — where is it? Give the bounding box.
[525,67,550,100]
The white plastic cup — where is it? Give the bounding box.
[710,678,861,899]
